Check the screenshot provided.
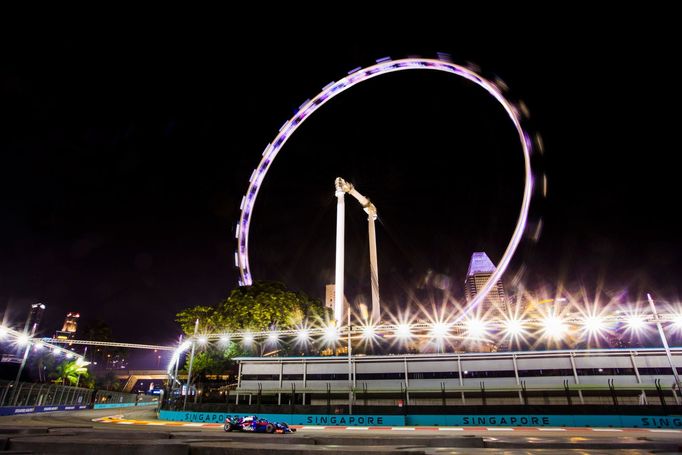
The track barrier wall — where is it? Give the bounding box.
[159,409,682,429]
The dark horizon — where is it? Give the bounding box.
[1,21,680,344]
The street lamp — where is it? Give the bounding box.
[183,319,199,411]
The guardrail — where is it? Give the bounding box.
[0,380,158,416]
[0,379,93,408]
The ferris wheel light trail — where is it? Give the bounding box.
[235,56,536,321]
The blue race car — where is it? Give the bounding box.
[223,415,296,434]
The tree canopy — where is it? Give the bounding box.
[175,281,329,378]
[176,281,329,335]
[52,360,92,388]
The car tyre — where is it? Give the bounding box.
[265,423,275,433]
[224,423,233,432]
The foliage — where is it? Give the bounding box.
[31,350,61,383]
[51,360,92,387]
[81,319,112,341]
[176,281,329,334]
[181,342,243,377]
[95,371,123,391]
[176,281,329,379]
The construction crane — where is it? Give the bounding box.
[334,177,380,324]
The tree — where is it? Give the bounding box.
[175,281,329,378]
[96,371,123,391]
[181,342,241,377]
[176,281,328,334]
[52,360,92,387]
[81,319,112,342]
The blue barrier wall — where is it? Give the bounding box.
[159,410,403,426]
[159,410,682,429]
[0,404,89,416]
[93,401,157,409]
[405,414,682,428]
[0,401,157,414]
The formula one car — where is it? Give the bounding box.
[223,415,296,434]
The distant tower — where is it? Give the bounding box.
[24,303,46,336]
[464,252,508,315]
[54,312,80,339]
[325,284,335,311]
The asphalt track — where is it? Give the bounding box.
[1,407,682,453]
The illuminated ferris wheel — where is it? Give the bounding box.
[235,55,542,319]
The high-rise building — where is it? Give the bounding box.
[24,303,46,336]
[54,312,80,340]
[324,284,335,311]
[464,252,508,315]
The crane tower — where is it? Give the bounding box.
[334,177,380,324]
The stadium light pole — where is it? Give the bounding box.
[183,319,199,411]
[648,293,682,401]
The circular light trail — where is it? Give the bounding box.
[236,55,537,318]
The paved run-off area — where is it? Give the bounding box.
[1,407,682,453]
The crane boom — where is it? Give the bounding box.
[334,177,380,323]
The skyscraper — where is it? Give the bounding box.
[324,284,335,311]
[54,312,80,340]
[24,303,46,336]
[464,252,508,316]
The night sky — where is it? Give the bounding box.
[1,18,679,345]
